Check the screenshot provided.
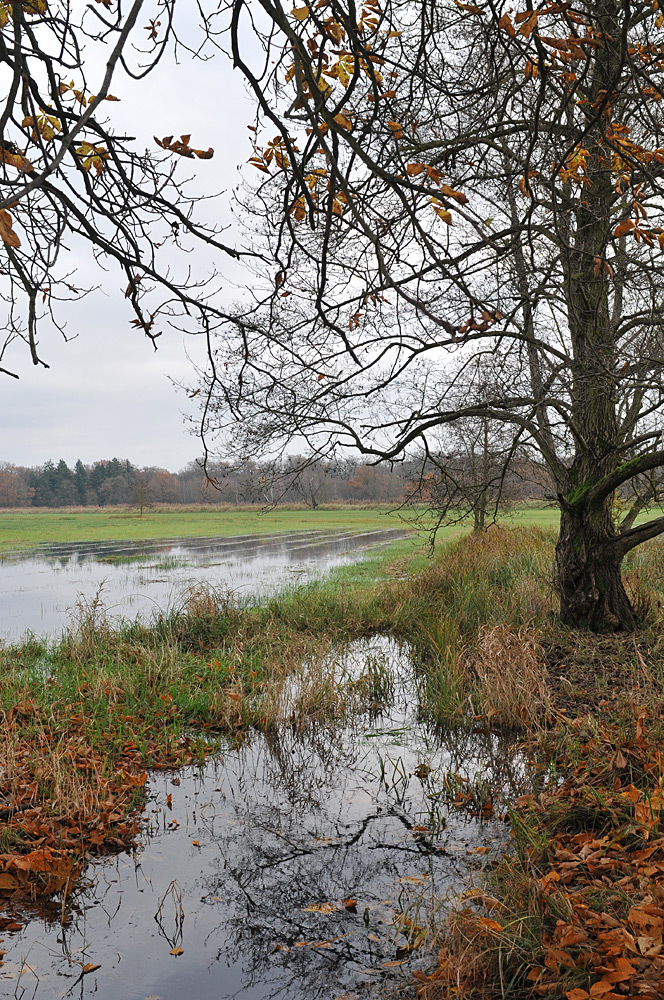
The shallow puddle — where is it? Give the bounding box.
[0,529,409,643]
[1,640,524,1000]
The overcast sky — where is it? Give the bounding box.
[2,13,255,473]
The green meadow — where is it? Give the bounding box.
[0,501,560,552]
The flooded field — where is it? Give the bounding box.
[0,529,409,643]
[0,640,523,1000]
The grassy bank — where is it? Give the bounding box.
[0,528,550,896]
[401,535,664,1000]
[0,502,558,552]
[1,524,663,1000]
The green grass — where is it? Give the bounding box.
[0,504,411,551]
[0,501,560,552]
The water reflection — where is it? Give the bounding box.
[2,639,526,1000]
[0,529,409,643]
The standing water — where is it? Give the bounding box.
[0,529,409,642]
[0,640,525,1000]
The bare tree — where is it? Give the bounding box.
[0,0,240,379]
[404,352,536,532]
[196,0,664,632]
[409,418,525,534]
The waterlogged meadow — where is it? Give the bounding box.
[0,519,663,998]
[0,527,411,643]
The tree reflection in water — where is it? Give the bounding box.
[5,639,526,1000]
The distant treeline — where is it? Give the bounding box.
[0,455,548,510]
[0,456,414,508]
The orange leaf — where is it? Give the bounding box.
[614,219,635,238]
[499,13,516,36]
[0,209,20,248]
[291,6,310,19]
[333,113,353,130]
[589,982,615,997]
[478,917,503,933]
[565,991,589,1000]
[82,964,101,974]
[599,957,636,983]
[520,11,539,38]
[169,947,184,956]
[454,0,484,12]
[440,183,468,205]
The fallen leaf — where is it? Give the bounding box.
[169,947,184,956]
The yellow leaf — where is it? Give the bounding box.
[291,6,310,19]
[434,206,453,224]
[386,29,402,37]
[0,149,33,173]
[82,964,101,975]
[169,947,184,956]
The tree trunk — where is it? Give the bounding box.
[473,497,486,533]
[556,506,637,632]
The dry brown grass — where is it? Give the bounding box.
[459,624,551,728]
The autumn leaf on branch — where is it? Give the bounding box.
[145,18,161,40]
[613,219,635,238]
[0,143,33,173]
[155,135,214,160]
[454,0,484,13]
[75,141,108,176]
[22,112,60,143]
[0,209,20,248]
